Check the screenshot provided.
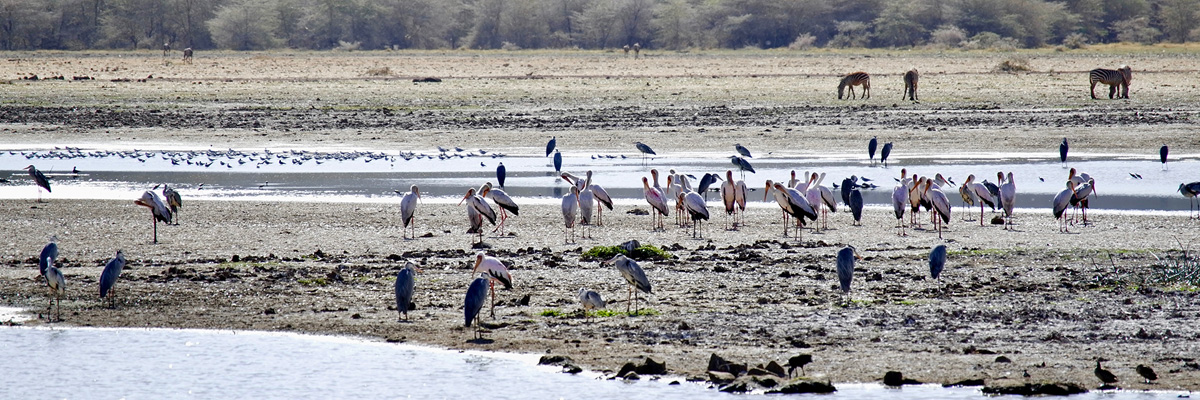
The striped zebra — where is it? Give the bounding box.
[838,72,870,100]
[1089,66,1131,99]
[902,69,918,101]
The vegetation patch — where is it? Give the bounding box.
[297,278,329,286]
[539,308,658,318]
[581,244,673,261]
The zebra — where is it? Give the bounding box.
[182,48,194,62]
[838,72,870,100]
[1089,66,1131,99]
[902,69,918,101]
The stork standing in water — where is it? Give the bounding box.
[545,137,556,157]
[1160,145,1169,170]
[24,165,51,202]
[396,185,420,239]
[635,141,656,164]
[868,137,878,166]
[481,182,518,235]
[135,190,173,244]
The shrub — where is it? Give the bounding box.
[788,33,817,50]
[930,25,967,48]
[1061,33,1088,49]
[995,57,1032,72]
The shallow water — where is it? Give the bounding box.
[2,148,1196,212]
[0,326,1187,399]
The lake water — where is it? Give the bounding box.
[0,325,1190,399]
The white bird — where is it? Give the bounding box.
[999,172,1017,230]
[134,190,172,244]
[734,178,748,227]
[928,180,952,239]
[642,176,669,231]
[814,173,838,230]
[892,176,910,237]
[604,254,651,314]
[579,288,606,322]
[681,190,710,238]
[397,185,420,239]
[481,182,519,235]
[579,178,596,233]
[1052,181,1075,233]
[585,171,614,226]
[562,185,580,243]
[459,188,496,243]
[473,251,514,318]
[721,170,738,230]
[774,182,817,240]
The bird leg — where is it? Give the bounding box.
[626,286,632,314]
[489,281,496,319]
[152,214,159,244]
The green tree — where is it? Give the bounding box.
[873,1,925,47]
[1157,0,1200,42]
[207,0,279,49]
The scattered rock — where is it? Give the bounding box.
[627,208,649,215]
[708,353,747,376]
[617,362,637,378]
[765,361,786,377]
[981,383,1088,396]
[767,380,837,394]
[263,308,276,315]
[707,371,737,385]
[719,382,748,393]
[636,358,668,375]
[562,364,583,374]
[995,356,1012,363]
[412,77,442,83]
[943,379,985,387]
[538,355,573,366]
[883,371,921,386]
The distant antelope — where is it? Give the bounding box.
[1089,65,1131,99]
[902,69,918,101]
[182,48,194,62]
[838,72,870,99]
[162,43,170,57]
[633,43,641,58]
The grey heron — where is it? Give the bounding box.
[868,137,878,165]
[395,262,417,321]
[38,236,58,277]
[734,143,752,158]
[43,259,66,321]
[24,165,51,202]
[562,185,580,243]
[99,250,126,305]
[1059,138,1069,168]
[604,254,651,314]
[473,251,514,318]
[849,188,864,226]
[578,288,606,322]
[929,245,947,279]
[496,163,507,187]
[880,143,893,167]
[836,245,860,295]
[464,274,490,338]
[162,184,182,224]
[642,176,669,231]
[546,137,556,157]
[135,190,172,244]
[634,141,656,164]
[1180,182,1200,219]
[1160,145,1168,170]
[730,156,755,179]
[397,185,420,239]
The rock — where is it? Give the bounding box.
[753,376,779,388]
[747,367,773,376]
[707,371,737,385]
[995,356,1012,363]
[883,371,921,386]
[412,77,442,83]
[767,380,837,394]
[636,358,667,375]
[518,294,531,306]
[719,382,749,393]
[617,362,637,378]
[943,379,985,387]
[708,353,747,376]
[562,364,583,374]
[623,372,641,380]
[538,355,572,366]
[765,361,787,377]
[981,383,1088,396]
[627,208,649,216]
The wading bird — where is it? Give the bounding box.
[734,143,752,158]
[546,137,556,157]
[1000,172,1017,230]
[473,252,514,318]
[99,250,126,306]
[604,254,651,314]
[721,170,739,230]
[578,288,606,322]
[772,182,817,240]
[38,236,58,277]
[585,171,614,226]
[553,150,563,174]
[464,274,489,338]
[397,185,420,239]
[892,178,909,236]
[43,259,66,321]
[481,182,518,235]
[929,245,947,279]
[24,165,51,202]
[868,137,878,166]
[1160,145,1168,171]
[1053,181,1075,233]
[880,143,893,167]
[496,163,506,187]
[836,246,860,295]
[635,141,656,164]
[1180,182,1200,219]
[928,180,952,239]
[395,262,417,321]
[730,156,755,179]
[681,190,709,238]
[642,176,669,231]
[562,185,580,243]
[965,174,996,226]
[849,188,864,225]
[578,179,595,237]
[1060,138,1069,168]
[1136,364,1157,384]
[162,184,182,224]
[1094,359,1118,386]
[135,190,173,244]
[459,188,496,243]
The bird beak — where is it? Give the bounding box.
[458,193,469,206]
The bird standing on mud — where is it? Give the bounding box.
[162,184,182,224]
[929,245,947,279]
[604,254,651,314]
[38,236,59,278]
[135,190,173,244]
[397,185,420,239]
[43,258,66,321]
[99,250,127,306]
[24,165,51,202]
[464,274,489,338]
[578,288,605,322]
[395,262,417,321]
[836,246,860,296]
[473,251,513,318]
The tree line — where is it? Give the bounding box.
[1,0,1197,51]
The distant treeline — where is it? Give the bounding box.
[2,0,1198,51]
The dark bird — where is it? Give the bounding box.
[635,141,656,164]
[395,262,417,321]
[99,250,127,304]
[734,143,752,158]
[24,165,51,202]
[38,237,59,277]
[464,274,489,338]
[496,162,506,188]
[546,136,556,157]
[605,254,652,314]
[849,189,864,225]
[1135,364,1157,384]
[697,173,719,200]
[1160,145,1168,170]
[162,184,182,225]
[730,156,755,179]
[553,150,563,173]
[880,143,893,167]
[787,354,813,377]
[1094,360,1118,386]
[840,177,856,206]
[1181,181,1200,219]
[836,245,860,294]
[929,244,947,279]
[1060,138,1069,168]
[868,137,878,165]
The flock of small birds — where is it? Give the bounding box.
[6,146,507,171]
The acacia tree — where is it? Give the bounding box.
[207,0,279,49]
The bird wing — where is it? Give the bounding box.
[401,193,418,226]
[562,193,578,228]
[685,192,709,220]
[394,268,415,312]
[99,256,126,298]
[464,277,489,327]
[471,196,497,224]
[489,189,519,216]
[618,259,652,294]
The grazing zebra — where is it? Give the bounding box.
[182,48,194,62]
[902,69,918,101]
[838,72,870,100]
[1089,66,1131,99]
